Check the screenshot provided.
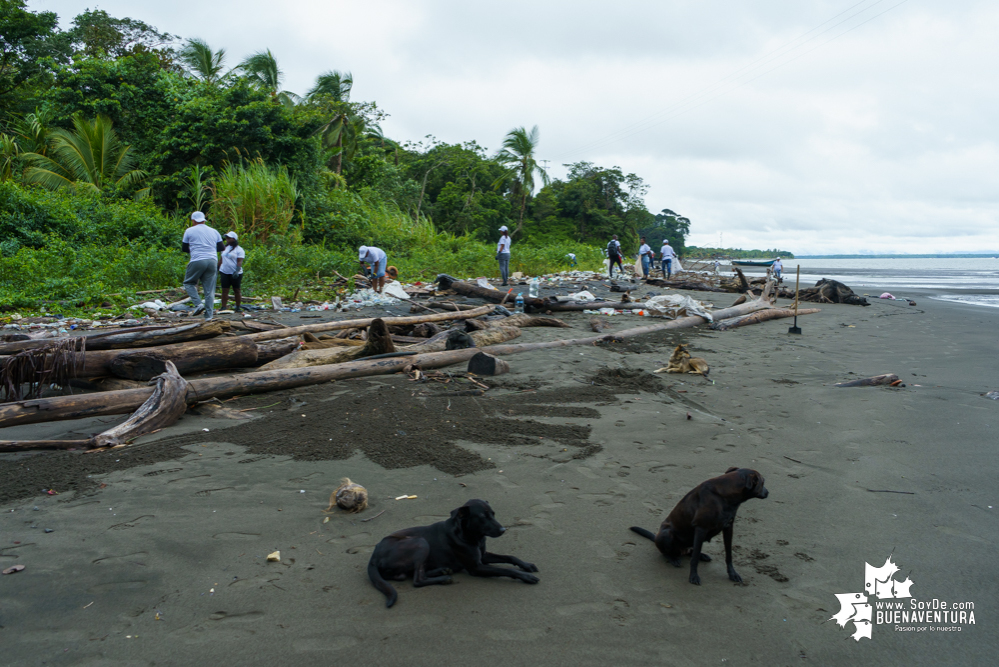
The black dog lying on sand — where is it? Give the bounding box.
[368,499,539,607]
[631,467,769,585]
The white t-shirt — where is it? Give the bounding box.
[497,235,511,254]
[183,224,223,262]
[639,243,651,258]
[361,246,387,265]
[661,244,675,260]
[220,245,245,275]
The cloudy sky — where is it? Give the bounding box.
[39,0,999,254]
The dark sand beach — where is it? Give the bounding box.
[1,288,996,665]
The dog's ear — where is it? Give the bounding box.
[725,466,739,474]
[746,471,760,491]
[450,505,471,520]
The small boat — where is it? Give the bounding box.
[731,258,779,267]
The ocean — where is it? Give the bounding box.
[718,257,999,309]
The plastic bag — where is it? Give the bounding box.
[644,294,714,321]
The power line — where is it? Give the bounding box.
[552,0,908,161]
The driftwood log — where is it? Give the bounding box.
[82,336,259,380]
[0,298,777,429]
[255,337,300,365]
[710,308,821,331]
[0,320,231,355]
[0,361,188,452]
[834,373,900,387]
[468,352,510,376]
[245,305,494,342]
[259,318,398,371]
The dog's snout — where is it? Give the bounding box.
[498,526,506,535]
[758,487,769,499]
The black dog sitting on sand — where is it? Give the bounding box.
[630,467,769,585]
[368,499,539,607]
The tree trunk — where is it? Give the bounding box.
[244,305,494,342]
[255,337,300,365]
[83,337,259,380]
[0,299,775,429]
[0,320,230,355]
[88,361,188,448]
[709,308,820,331]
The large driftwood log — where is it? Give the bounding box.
[0,361,188,452]
[245,305,494,342]
[0,299,778,429]
[0,320,230,355]
[255,337,299,365]
[496,314,569,328]
[259,318,397,371]
[84,337,259,380]
[709,307,821,331]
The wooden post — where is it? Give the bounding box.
[789,265,802,334]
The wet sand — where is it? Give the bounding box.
[1,288,996,665]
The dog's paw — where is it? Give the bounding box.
[669,557,682,568]
[689,573,701,585]
[441,576,455,585]
[728,569,742,583]
[520,562,539,573]
[521,573,540,584]
[699,553,712,562]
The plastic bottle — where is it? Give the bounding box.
[528,277,540,299]
[515,293,525,313]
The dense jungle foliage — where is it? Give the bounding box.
[0,1,775,309]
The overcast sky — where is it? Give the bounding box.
[38,0,999,254]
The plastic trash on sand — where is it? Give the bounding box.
[475,278,497,290]
[345,288,402,308]
[566,290,597,302]
[383,280,411,300]
[644,294,714,322]
[879,292,896,300]
[130,299,168,311]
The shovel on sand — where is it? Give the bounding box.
[788,266,802,335]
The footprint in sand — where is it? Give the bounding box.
[486,628,547,641]
[590,572,623,596]
[293,637,360,652]
[195,487,235,497]
[92,551,148,564]
[208,611,264,622]
[587,540,617,559]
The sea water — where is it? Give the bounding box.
[726,257,999,309]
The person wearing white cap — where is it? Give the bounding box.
[496,225,512,286]
[358,245,388,293]
[217,231,245,312]
[182,211,224,319]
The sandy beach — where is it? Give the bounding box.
[1,285,995,665]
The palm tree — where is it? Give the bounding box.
[238,49,299,107]
[178,38,227,85]
[307,70,353,102]
[493,125,549,237]
[22,115,148,196]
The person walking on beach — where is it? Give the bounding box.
[772,257,784,284]
[660,240,677,279]
[359,245,388,294]
[218,231,244,312]
[182,211,224,319]
[607,235,624,278]
[497,226,512,286]
[639,237,653,279]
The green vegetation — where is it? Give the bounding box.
[0,1,692,313]
[686,247,795,259]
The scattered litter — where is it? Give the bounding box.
[566,290,597,302]
[2,565,25,575]
[327,478,368,513]
[360,509,387,522]
[202,428,210,432]
[644,294,714,321]
[395,495,418,501]
[984,391,999,400]
[475,278,497,290]
[382,280,412,300]
[44,528,53,533]
[322,516,330,524]
[879,292,895,300]
[267,551,281,562]
[271,296,283,310]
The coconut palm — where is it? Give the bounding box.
[307,70,353,102]
[0,134,21,181]
[22,114,148,196]
[493,125,549,237]
[178,38,227,84]
[238,49,299,107]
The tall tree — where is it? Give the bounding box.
[307,70,352,102]
[22,114,148,195]
[69,9,177,60]
[493,125,549,237]
[0,0,72,107]
[238,49,298,107]
[178,38,227,84]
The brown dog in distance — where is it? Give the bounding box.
[658,344,709,376]
[630,467,768,585]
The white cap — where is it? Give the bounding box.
[499,226,509,232]
[191,211,206,223]
[358,245,368,260]
[225,231,238,240]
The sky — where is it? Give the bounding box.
[37,0,999,254]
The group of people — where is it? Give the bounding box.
[607,234,678,280]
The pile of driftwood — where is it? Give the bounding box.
[0,275,820,453]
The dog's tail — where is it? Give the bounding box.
[367,556,398,608]
[629,526,657,542]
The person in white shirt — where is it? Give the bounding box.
[217,231,245,312]
[182,211,224,319]
[639,237,653,279]
[359,245,388,293]
[496,226,512,286]
[660,241,677,279]
[772,257,784,283]
[566,252,577,267]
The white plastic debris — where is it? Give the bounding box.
[130,299,168,311]
[382,280,412,300]
[566,290,597,302]
[475,278,497,290]
[644,294,714,321]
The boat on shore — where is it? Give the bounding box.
[731,258,779,267]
